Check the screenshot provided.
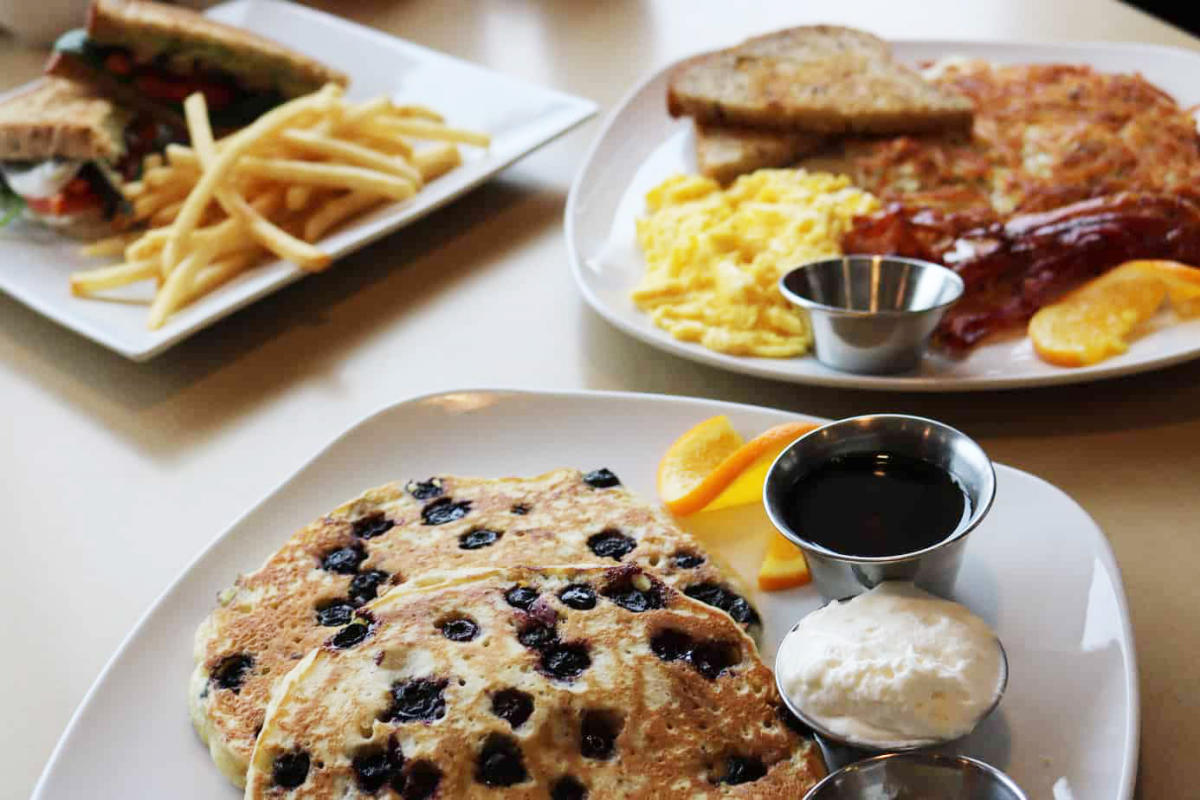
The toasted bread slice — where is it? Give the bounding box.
[694,123,824,184]
[83,0,347,97]
[0,78,126,161]
[668,25,973,134]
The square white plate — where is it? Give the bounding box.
[32,389,1136,799]
[566,39,1200,391]
[0,0,596,360]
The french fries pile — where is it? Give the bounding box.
[70,83,489,329]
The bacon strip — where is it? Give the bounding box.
[842,193,1200,351]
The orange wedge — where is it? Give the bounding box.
[758,531,812,591]
[658,416,819,516]
[1029,260,1200,367]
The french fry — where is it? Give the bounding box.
[79,233,139,258]
[370,117,490,147]
[279,128,423,185]
[69,259,159,295]
[389,103,444,122]
[150,198,186,227]
[149,244,216,328]
[285,184,314,212]
[185,248,263,303]
[132,183,192,222]
[339,96,389,126]
[412,143,463,181]
[303,191,385,242]
[344,129,414,159]
[236,157,417,200]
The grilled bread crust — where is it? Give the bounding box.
[694,123,824,184]
[0,78,125,161]
[87,0,348,94]
[667,25,973,134]
[245,566,824,798]
[191,469,760,787]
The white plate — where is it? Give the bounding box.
[32,389,1136,799]
[565,40,1200,391]
[0,0,596,361]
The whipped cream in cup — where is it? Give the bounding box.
[775,581,1007,749]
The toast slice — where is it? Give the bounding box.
[668,25,973,135]
[85,0,347,96]
[694,123,824,184]
[0,78,127,161]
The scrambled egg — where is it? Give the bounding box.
[632,169,879,358]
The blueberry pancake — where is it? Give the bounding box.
[245,565,824,798]
[191,469,761,786]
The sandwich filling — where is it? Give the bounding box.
[0,115,174,226]
[54,29,287,129]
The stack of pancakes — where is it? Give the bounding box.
[191,468,825,797]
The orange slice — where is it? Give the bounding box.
[658,416,819,516]
[1029,260,1200,367]
[758,531,811,591]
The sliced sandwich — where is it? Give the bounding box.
[668,25,973,135]
[0,77,175,235]
[46,0,349,131]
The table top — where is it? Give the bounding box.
[2,2,1197,798]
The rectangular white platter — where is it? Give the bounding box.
[31,389,1137,799]
[0,0,596,360]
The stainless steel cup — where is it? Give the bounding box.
[803,753,1028,800]
[779,255,963,374]
[763,414,996,600]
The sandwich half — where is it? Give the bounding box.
[46,0,349,131]
[0,77,175,235]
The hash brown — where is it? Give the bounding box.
[838,60,1200,217]
[245,565,824,798]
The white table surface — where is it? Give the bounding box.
[2,2,1198,798]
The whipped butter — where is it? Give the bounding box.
[777,582,1004,746]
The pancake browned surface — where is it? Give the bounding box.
[667,26,972,135]
[245,566,824,798]
[191,469,760,786]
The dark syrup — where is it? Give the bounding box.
[783,452,969,557]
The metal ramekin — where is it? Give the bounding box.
[780,255,963,374]
[763,413,995,600]
[803,752,1028,800]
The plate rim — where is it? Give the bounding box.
[564,37,1200,392]
[30,387,1140,798]
[0,0,597,361]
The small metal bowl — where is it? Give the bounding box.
[774,620,1010,752]
[780,255,963,374]
[763,414,995,600]
[803,752,1028,800]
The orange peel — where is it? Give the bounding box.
[1029,260,1200,367]
[758,531,812,591]
[658,416,819,517]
